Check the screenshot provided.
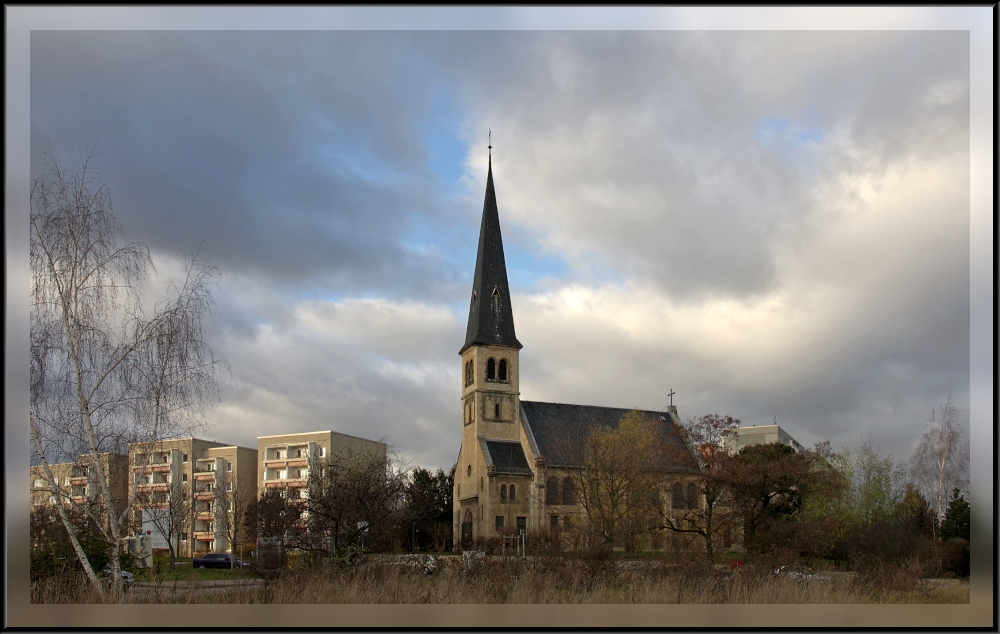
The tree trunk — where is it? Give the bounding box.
[30,415,105,598]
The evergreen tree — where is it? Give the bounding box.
[939,488,970,542]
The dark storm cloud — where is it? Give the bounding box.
[30,31,469,300]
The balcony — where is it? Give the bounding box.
[194,511,214,521]
[264,479,307,488]
[192,531,214,541]
[286,459,308,468]
[135,483,169,491]
[193,471,216,481]
[133,463,171,473]
[69,476,88,485]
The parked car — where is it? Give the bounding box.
[101,563,135,590]
[192,553,250,569]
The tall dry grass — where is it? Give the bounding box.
[31,556,970,604]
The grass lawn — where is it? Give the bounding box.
[132,558,261,582]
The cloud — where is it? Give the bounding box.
[29,29,970,468]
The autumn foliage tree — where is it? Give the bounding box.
[572,409,665,556]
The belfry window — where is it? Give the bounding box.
[509,485,516,501]
[500,484,507,503]
[486,358,496,381]
[499,359,507,382]
[494,403,500,418]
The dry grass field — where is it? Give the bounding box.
[31,555,969,605]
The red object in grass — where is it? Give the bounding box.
[731,560,745,568]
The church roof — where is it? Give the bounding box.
[520,401,699,472]
[460,159,522,354]
[482,439,533,476]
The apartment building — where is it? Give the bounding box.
[257,431,387,501]
[722,423,806,454]
[29,452,129,523]
[129,438,257,557]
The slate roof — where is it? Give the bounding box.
[483,439,533,475]
[460,160,522,354]
[520,401,699,472]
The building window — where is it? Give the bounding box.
[480,477,483,491]
[561,479,575,505]
[226,482,233,491]
[181,532,188,541]
[500,484,507,503]
[499,359,507,382]
[182,454,188,463]
[496,516,504,531]
[467,464,472,478]
[319,447,326,457]
[182,473,188,482]
[551,515,559,529]
[509,485,516,502]
[486,358,496,381]
[687,483,698,509]
[672,483,686,510]
[227,462,232,472]
[546,478,559,505]
[516,517,526,533]
[494,403,500,418]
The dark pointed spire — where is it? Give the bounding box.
[460,146,522,354]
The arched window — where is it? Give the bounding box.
[687,483,698,509]
[672,482,686,509]
[509,484,516,502]
[499,359,507,382]
[562,478,576,505]
[467,464,472,478]
[486,358,496,381]
[546,477,559,505]
[464,361,472,386]
[500,484,507,503]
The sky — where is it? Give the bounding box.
[17,15,985,480]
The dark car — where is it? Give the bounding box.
[192,553,249,569]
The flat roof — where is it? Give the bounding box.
[257,430,386,445]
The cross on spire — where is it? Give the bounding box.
[488,129,492,166]
[667,389,675,406]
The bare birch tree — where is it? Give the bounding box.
[30,149,225,598]
[910,395,969,535]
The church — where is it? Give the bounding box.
[453,152,700,546]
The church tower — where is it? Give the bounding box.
[459,151,522,438]
[454,148,525,543]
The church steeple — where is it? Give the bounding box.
[460,151,522,354]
